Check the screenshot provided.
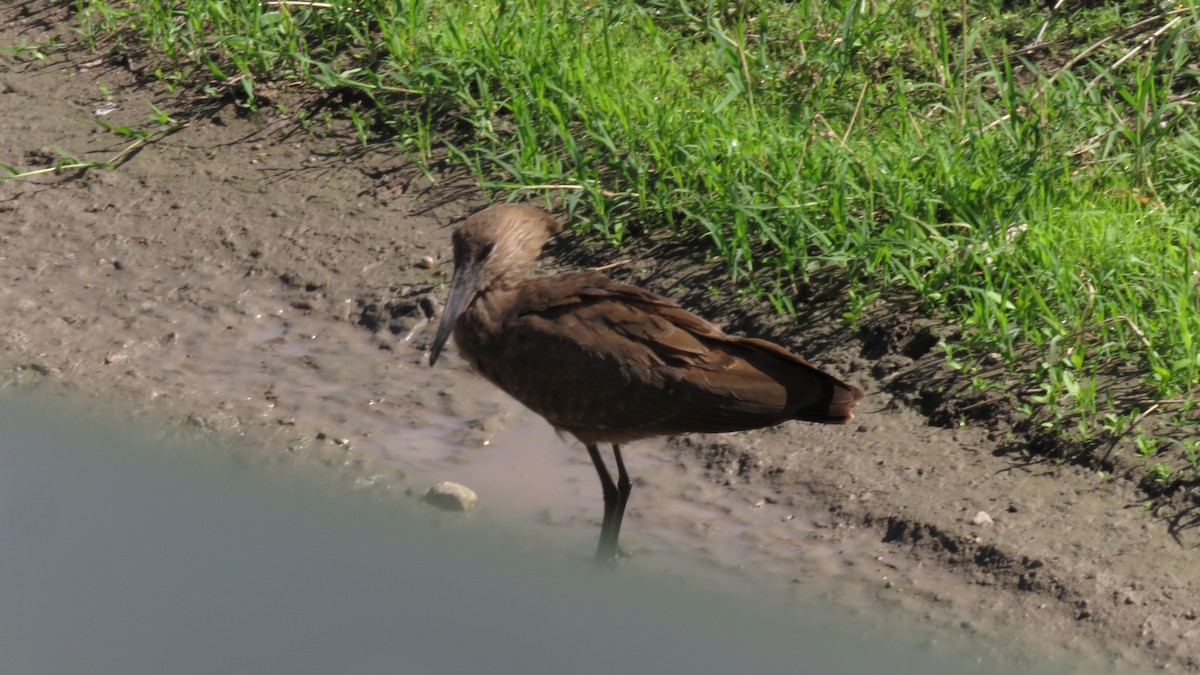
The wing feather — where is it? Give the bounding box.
[484,272,861,443]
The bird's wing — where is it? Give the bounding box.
[493,272,858,442]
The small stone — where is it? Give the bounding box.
[422,481,478,512]
[971,511,994,527]
[415,256,435,270]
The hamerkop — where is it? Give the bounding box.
[430,203,864,564]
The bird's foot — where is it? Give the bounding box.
[591,545,632,570]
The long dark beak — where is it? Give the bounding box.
[429,262,478,366]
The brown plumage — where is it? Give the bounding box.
[430,203,864,563]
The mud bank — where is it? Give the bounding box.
[2,5,1196,672]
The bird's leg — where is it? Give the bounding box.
[608,443,632,555]
[585,442,620,564]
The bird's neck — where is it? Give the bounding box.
[456,287,517,350]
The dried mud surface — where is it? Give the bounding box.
[3,6,1198,672]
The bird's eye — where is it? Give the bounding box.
[480,242,495,258]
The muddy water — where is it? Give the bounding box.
[0,396,1063,675]
[153,311,1101,674]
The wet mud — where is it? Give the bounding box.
[3,6,1197,672]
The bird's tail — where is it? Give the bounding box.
[792,373,865,425]
[733,336,865,425]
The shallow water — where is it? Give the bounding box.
[0,396,1075,675]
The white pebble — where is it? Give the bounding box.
[422,481,478,512]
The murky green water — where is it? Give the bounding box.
[0,396,1067,675]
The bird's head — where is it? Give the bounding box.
[429,204,562,366]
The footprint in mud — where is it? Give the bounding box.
[356,285,438,345]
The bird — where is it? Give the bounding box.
[429,203,864,564]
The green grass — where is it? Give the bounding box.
[70,0,1200,480]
